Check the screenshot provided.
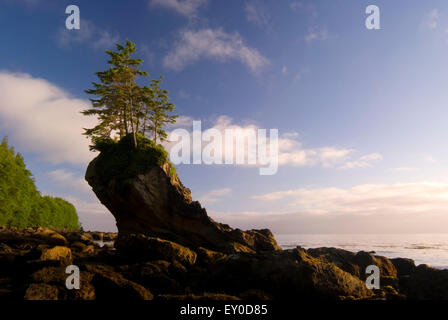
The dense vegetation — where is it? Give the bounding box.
[92,133,176,186]
[0,137,80,230]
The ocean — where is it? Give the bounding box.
[275,233,448,270]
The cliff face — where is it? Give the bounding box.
[85,157,280,254]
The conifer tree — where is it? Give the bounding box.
[83,41,178,149]
[82,40,148,149]
[144,77,178,143]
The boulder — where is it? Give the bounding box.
[399,265,448,299]
[391,258,416,277]
[196,247,227,266]
[352,251,397,280]
[40,246,72,265]
[63,232,94,245]
[86,264,153,300]
[307,247,360,277]
[208,247,373,300]
[31,266,67,283]
[0,227,67,246]
[24,283,59,300]
[308,248,397,281]
[115,233,197,266]
[86,157,281,254]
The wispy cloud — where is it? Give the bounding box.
[149,0,207,18]
[305,27,328,42]
[46,169,92,194]
[252,182,448,218]
[245,2,270,29]
[197,188,232,204]
[163,28,270,74]
[340,153,383,169]
[57,20,119,50]
[423,9,439,30]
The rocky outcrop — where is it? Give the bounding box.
[308,247,398,280]
[398,264,448,299]
[208,247,373,300]
[1,227,448,300]
[86,158,280,254]
[115,234,198,266]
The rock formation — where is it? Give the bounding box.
[86,157,280,253]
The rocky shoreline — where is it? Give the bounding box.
[1,226,448,300]
[2,149,446,301]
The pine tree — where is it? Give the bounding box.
[83,40,148,149]
[145,77,178,143]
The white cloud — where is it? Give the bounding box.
[245,2,270,29]
[281,66,287,75]
[46,169,92,194]
[57,20,119,50]
[424,9,439,30]
[305,28,328,42]
[340,153,383,169]
[163,28,270,74]
[197,188,232,204]
[61,196,108,216]
[166,115,379,169]
[167,115,194,129]
[0,71,96,165]
[252,182,448,218]
[150,0,207,18]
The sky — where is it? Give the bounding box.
[1,0,448,234]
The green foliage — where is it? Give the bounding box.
[0,137,80,230]
[93,134,177,185]
[82,40,178,150]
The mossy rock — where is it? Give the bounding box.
[92,134,177,186]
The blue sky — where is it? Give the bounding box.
[1,0,448,233]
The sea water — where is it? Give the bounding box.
[275,233,448,269]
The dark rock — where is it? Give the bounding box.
[399,265,448,299]
[31,266,67,283]
[391,258,416,276]
[196,247,227,266]
[157,293,241,300]
[209,247,373,300]
[0,227,67,246]
[86,264,153,300]
[115,233,197,266]
[307,247,360,277]
[86,159,280,253]
[352,251,397,280]
[63,232,94,245]
[24,283,59,300]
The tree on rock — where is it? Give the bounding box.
[83,40,177,150]
[144,77,178,143]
